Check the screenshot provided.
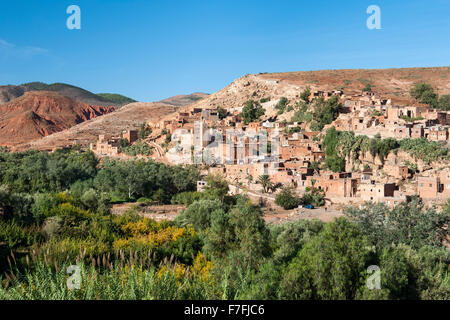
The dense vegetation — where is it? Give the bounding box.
[0,149,448,300]
[321,127,449,172]
[410,82,450,110]
[241,100,265,125]
[291,91,342,131]
[275,184,325,209]
[97,93,137,106]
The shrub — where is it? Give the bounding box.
[275,186,302,210]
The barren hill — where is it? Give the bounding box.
[186,66,450,112]
[159,92,209,107]
[260,67,450,100]
[21,102,176,151]
[0,91,116,147]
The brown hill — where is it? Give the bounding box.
[21,102,176,151]
[158,92,209,107]
[185,66,450,112]
[259,67,450,100]
[0,91,116,147]
[0,82,135,107]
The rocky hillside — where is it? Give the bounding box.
[0,91,116,147]
[0,82,135,107]
[185,66,450,112]
[259,67,450,101]
[21,102,176,151]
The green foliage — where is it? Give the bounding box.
[438,94,450,110]
[275,97,289,114]
[275,186,302,210]
[0,150,448,300]
[400,115,424,122]
[120,142,154,156]
[302,188,325,207]
[94,159,199,202]
[399,138,448,164]
[270,219,324,264]
[410,82,438,108]
[344,200,449,249]
[175,199,224,232]
[217,107,227,120]
[138,123,152,140]
[97,93,137,105]
[310,96,342,131]
[171,191,204,206]
[241,100,265,125]
[0,262,217,300]
[300,87,311,103]
[280,218,370,299]
[362,83,373,92]
[257,175,273,194]
[0,149,98,194]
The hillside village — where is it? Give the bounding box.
[88,75,450,214]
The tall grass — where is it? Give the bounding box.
[0,261,218,300]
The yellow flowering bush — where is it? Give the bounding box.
[114,222,197,251]
[192,252,213,282]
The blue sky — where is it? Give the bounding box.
[0,0,449,101]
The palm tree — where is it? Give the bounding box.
[258,175,273,193]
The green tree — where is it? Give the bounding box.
[410,82,438,108]
[438,94,450,110]
[300,87,311,103]
[275,186,302,210]
[217,107,227,120]
[175,199,223,231]
[241,100,265,125]
[257,175,273,193]
[280,218,370,300]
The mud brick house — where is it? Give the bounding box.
[426,111,450,125]
[439,169,450,198]
[411,125,425,138]
[383,164,409,180]
[201,109,220,122]
[122,130,138,144]
[315,172,358,198]
[417,176,441,200]
[427,126,449,141]
[387,105,429,122]
[333,117,352,131]
[90,134,120,157]
[360,182,396,202]
[394,125,412,139]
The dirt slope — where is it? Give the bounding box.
[21,102,176,151]
[158,92,209,107]
[0,91,116,147]
[186,66,450,112]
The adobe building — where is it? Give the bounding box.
[394,125,411,139]
[417,176,441,200]
[90,134,120,157]
[427,126,449,141]
[411,125,425,139]
[315,172,358,198]
[360,182,396,203]
[123,130,138,144]
[439,169,450,198]
[383,164,409,180]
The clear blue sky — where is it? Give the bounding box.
[1,0,449,101]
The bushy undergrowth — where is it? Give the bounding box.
[0,150,448,300]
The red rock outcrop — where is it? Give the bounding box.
[0,91,116,146]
